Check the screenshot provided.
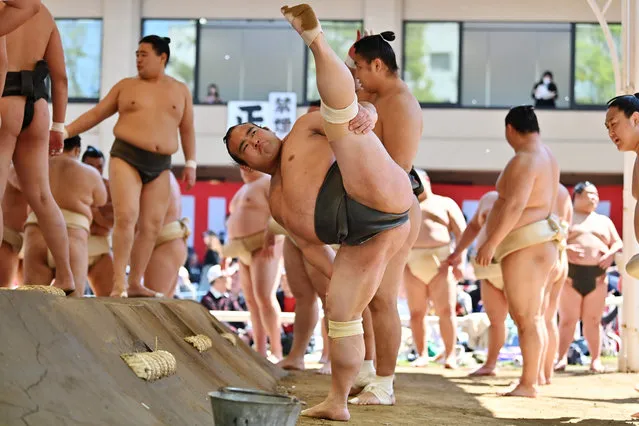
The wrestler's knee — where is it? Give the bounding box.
[408,306,427,322]
[137,216,163,237]
[369,291,398,316]
[435,302,454,319]
[582,312,602,328]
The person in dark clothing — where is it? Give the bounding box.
[532,71,558,109]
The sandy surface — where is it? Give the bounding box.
[281,364,639,425]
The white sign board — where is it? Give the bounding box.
[226,101,271,130]
[268,92,297,139]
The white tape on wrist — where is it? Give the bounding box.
[185,160,197,170]
[51,122,68,139]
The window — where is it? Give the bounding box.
[305,21,362,102]
[461,22,571,108]
[142,19,197,92]
[574,23,621,105]
[197,20,305,104]
[403,22,460,104]
[56,19,102,100]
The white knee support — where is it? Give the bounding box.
[320,97,359,124]
[328,318,364,338]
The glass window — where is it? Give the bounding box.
[305,21,362,102]
[461,22,571,108]
[403,22,460,104]
[574,23,621,105]
[55,19,102,100]
[197,20,305,104]
[142,19,197,92]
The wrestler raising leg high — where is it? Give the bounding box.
[0,5,75,293]
[64,35,196,297]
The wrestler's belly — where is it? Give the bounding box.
[413,226,450,248]
[510,206,553,233]
[113,115,180,155]
[567,234,609,266]
[226,209,270,239]
[55,200,93,225]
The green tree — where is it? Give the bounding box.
[166,24,196,91]
[574,24,621,104]
[57,21,89,98]
[404,23,435,102]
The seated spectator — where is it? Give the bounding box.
[204,83,223,104]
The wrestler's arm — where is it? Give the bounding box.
[632,156,639,201]
[605,218,623,256]
[66,80,123,137]
[0,0,40,36]
[380,96,422,172]
[447,198,469,256]
[447,197,485,265]
[7,165,20,191]
[44,23,67,125]
[91,170,108,208]
[179,84,196,163]
[483,155,535,248]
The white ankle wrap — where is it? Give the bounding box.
[320,97,358,124]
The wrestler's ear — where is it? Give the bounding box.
[372,58,383,72]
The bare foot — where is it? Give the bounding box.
[469,364,497,377]
[553,360,567,372]
[444,355,458,370]
[318,361,332,375]
[319,353,329,364]
[267,353,282,364]
[410,355,430,368]
[634,383,639,392]
[277,356,305,371]
[537,373,549,386]
[632,412,639,419]
[109,289,128,298]
[52,278,75,295]
[349,384,363,397]
[349,385,395,406]
[589,359,607,373]
[301,398,349,422]
[127,285,163,298]
[500,383,537,398]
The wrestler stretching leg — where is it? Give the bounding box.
[282,4,413,420]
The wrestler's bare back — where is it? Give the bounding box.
[49,156,106,221]
[473,191,499,248]
[2,166,27,231]
[269,113,335,245]
[567,213,617,265]
[4,4,54,71]
[111,76,188,154]
[413,196,458,248]
[370,84,422,172]
[90,178,112,237]
[225,173,271,239]
[495,144,559,230]
[163,172,182,225]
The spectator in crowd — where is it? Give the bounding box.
[204,83,223,104]
[532,71,558,109]
[185,250,202,283]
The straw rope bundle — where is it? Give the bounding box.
[184,334,213,352]
[120,350,176,381]
[15,285,65,296]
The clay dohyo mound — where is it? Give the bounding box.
[0,291,284,425]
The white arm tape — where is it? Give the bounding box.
[51,122,68,140]
[185,160,197,170]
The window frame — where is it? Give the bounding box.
[55,17,104,103]
[401,20,463,108]
[571,21,622,110]
[140,17,200,101]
